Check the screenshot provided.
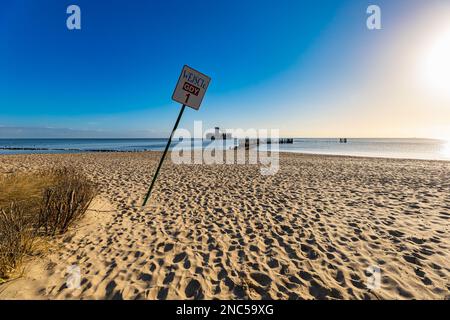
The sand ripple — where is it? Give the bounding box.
[0,152,449,299]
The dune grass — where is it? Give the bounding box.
[0,171,56,211]
[0,168,96,281]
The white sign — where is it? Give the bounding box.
[172,65,211,110]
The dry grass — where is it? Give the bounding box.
[37,168,96,236]
[0,168,96,281]
[0,204,35,281]
[0,171,56,212]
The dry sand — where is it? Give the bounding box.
[0,152,449,300]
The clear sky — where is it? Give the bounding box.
[1,0,449,138]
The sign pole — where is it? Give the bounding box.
[142,64,211,206]
[142,104,186,206]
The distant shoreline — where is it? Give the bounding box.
[0,148,449,163]
[0,137,446,141]
[0,146,129,152]
[0,138,448,161]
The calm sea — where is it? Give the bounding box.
[0,138,449,161]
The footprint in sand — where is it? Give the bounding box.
[185,279,203,299]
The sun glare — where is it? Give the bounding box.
[441,140,450,159]
[421,26,450,100]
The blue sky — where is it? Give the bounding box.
[1,0,449,138]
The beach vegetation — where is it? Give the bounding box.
[0,168,96,282]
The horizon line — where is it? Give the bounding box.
[0,137,445,140]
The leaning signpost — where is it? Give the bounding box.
[142,65,211,206]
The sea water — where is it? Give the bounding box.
[0,138,449,161]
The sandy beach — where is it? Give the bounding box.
[0,152,448,300]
